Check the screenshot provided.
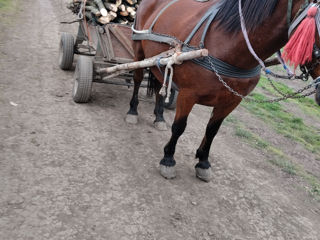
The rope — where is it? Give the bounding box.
[238,0,295,79]
[238,0,266,70]
[276,51,294,77]
[159,53,182,103]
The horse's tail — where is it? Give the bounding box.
[147,70,161,97]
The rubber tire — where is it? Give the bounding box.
[72,56,93,103]
[59,32,74,70]
[164,88,178,110]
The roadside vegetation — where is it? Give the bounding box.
[0,0,20,24]
[0,0,11,9]
[225,116,320,200]
[225,76,320,200]
[242,76,320,154]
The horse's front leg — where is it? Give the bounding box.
[160,91,195,179]
[195,104,240,182]
[125,68,143,124]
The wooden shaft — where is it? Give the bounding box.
[98,49,209,74]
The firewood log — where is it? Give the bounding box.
[85,5,101,17]
[93,0,108,17]
[124,0,137,5]
[115,0,122,8]
[98,11,117,24]
[104,2,118,12]
[119,11,129,17]
[68,0,141,24]
[118,4,126,12]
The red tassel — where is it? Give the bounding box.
[282,7,318,70]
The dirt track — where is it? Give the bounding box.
[0,0,320,239]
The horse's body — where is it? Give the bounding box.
[126,0,320,181]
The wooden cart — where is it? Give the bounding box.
[58,21,207,109]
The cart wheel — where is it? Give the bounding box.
[59,32,74,70]
[164,88,178,110]
[72,56,93,103]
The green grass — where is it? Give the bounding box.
[269,157,298,175]
[235,126,269,149]
[241,90,320,154]
[233,124,320,199]
[257,76,320,119]
[0,0,20,25]
[0,0,11,9]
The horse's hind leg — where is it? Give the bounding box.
[125,68,143,124]
[195,104,239,182]
[159,91,195,179]
[125,42,144,124]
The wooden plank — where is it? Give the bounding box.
[108,24,134,58]
[100,26,115,60]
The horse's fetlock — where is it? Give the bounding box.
[160,157,176,167]
[195,149,209,160]
[195,160,211,169]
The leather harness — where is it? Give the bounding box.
[132,0,316,79]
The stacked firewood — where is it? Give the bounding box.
[67,0,142,25]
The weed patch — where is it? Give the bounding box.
[0,0,11,9]
[257,76,320,119]
[241,92,320,154]
[268,158,297,175]
[235,125,269,150]
[232,124,320,199]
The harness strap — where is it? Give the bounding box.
[132,32,181,47]
[287,0,309,27]
[287,0,293,27]
[184,0,225,46]
[288,3,314,37]
[149,0,180,31]
[132,0,261,79]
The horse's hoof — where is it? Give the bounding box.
[154,121,168,131]
[195,167,212,182]
[125,114,138,124]
[159,164,176,179]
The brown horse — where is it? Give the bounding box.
[126,0,320,181]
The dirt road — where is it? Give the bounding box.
[0,0,319,239]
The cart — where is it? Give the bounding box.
[58,21,207,109]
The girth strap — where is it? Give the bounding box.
[183,45,261,78]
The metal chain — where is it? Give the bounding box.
[208,56,318,103]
